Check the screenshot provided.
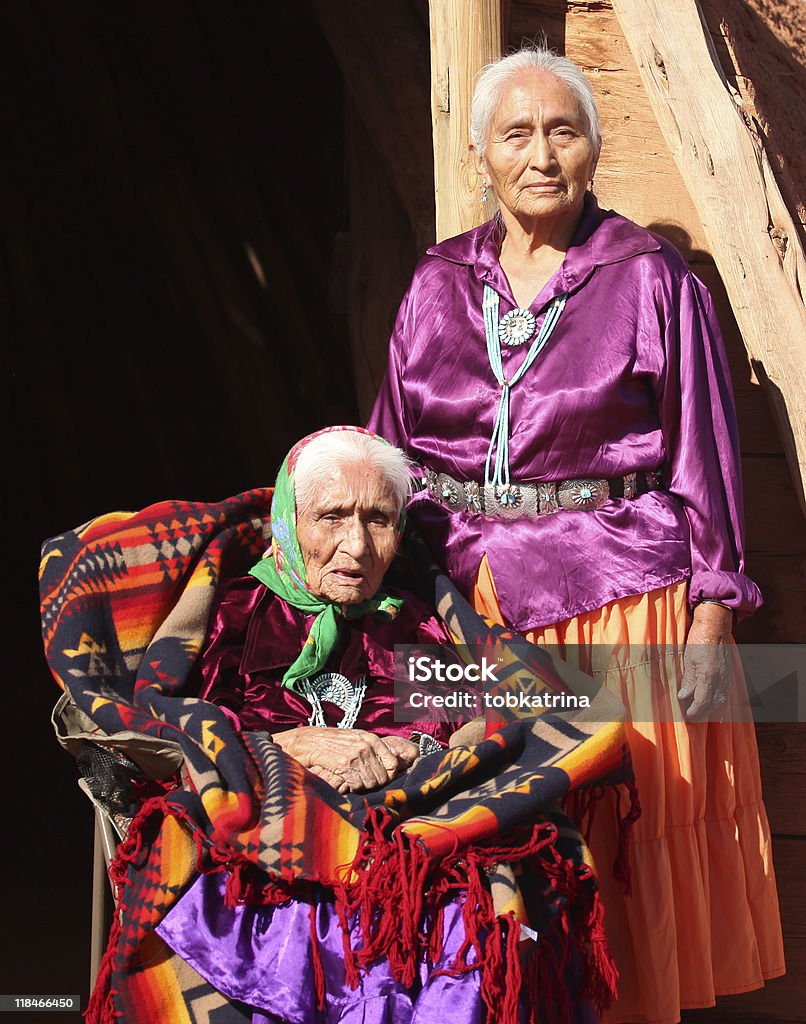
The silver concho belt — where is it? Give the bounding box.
[418,468,662,520]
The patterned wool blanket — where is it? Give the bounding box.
[39,489,638,1024]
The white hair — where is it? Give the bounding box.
[470,45,602,166]
[293,430,412,516]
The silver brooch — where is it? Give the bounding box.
[498,308,537,347]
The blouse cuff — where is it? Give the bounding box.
[688,570,763,621]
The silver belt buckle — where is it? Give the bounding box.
[482,482,538,520]
[557,478,610,511]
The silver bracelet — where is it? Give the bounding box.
[410,731,444,756]
[697,598,732,610]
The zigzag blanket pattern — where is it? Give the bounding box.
[39,489,637,1024]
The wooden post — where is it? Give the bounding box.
[610,0,806,517]
[429,0,502,241]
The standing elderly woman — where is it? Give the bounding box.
[368,45,785,1024]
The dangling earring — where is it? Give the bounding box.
[588,176,595,192]
[481,178,489,204]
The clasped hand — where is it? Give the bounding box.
[272,727,419,794]
[677,603,734,721]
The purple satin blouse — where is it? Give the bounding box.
[367,195,762,632]
[197,575,459,746]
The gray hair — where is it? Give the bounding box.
[293,430,412,517]
[470,45,602,165]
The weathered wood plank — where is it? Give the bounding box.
[699,0,806,234]
[770,853,806,948]
[343,99,418,419]
[609,0,806,517]
[308,0,435,251]
[742,458,806,556]
[756,724,806,837]
[731,387,787,459]
[429,0,502,241]
[739,553,806,645]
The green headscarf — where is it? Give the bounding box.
[249,426,406,692]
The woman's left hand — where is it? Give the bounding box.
[677,603,734,721]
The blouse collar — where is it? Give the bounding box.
[425,194,662,308]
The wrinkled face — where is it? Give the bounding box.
[296,464,400,605]
[474,70,596,225]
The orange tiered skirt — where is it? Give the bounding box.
[472,559,785,1024]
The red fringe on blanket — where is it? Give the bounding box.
[87,799,620,1024]
[230,806,619,1024]
[564,777,642,897]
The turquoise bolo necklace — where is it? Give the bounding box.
[482,283,568,493]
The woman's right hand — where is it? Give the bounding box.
[272,727,418,793]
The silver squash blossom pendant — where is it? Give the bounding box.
[301,671,367,730]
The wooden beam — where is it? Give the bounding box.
[429,0,502,241]
[609,0,806,517]
[343,98,418,419]
[308,0,435,252]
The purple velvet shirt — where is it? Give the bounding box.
[197,575,459,746]
[367,195,762,632]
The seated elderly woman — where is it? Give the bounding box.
[41,426,631,1024]
[193,426,458,783]
[153,426,479,1020]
